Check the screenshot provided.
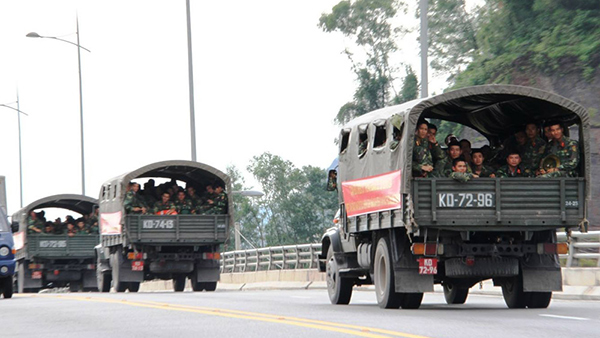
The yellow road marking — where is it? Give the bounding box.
[18,294,433,338]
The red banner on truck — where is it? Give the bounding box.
[341,170,402,217]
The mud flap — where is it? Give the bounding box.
[522,253,562,292]
[394,269,433,293]
[194,260,220,282]
[82,270,97,289]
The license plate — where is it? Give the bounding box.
[32,270,42,279]
[437,192,495,208]
[418,258,438,275]
[131,261,144,271]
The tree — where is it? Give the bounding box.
[320,0,407,125]
[225,165,263,250]
[393,66,419,104]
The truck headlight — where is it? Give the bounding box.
[0,266,7,274]
[0,246,9,257]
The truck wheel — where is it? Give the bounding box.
[527,292,552,308]
[97,271,112,292]
[173,276,186,292]
[443,283,469,304]
[128,282,140,293]
[110,251,127,293]
[374,237,402,309]
[69,281,82,293]
[1,277,13,298]
[400,293,423,309]
[501,276,528,308]
[326,246,353,305]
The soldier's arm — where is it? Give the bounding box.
[559,142,579,172]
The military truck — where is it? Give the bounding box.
[12,194,99,292]
[0,176,16,298]
[320,85,589,309]
[95,160,231,292]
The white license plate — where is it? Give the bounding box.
[418,258,438,275]
[437,192,495,208]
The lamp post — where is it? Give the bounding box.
[0,97,28,208]
[27,16,90,195]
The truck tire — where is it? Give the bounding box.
[326,246,353,305]
[374,237,402,309]
[110,251,127,293]
[501,275,528,308]
[526,292,552,308]
[200,282,217,292]
[1,277,13,298]
[128,282,140,293]
[400,293,423,309]
[69,281,82,293]
[443,283,469,304]
[97,271,112,292]
[173,276,186,292]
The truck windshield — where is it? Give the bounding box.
[0,209,9,232]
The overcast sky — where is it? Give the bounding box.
[0,0,449,214]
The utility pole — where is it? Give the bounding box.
[420,0,429,98]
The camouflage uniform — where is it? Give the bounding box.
[433,158,472,178]
[124,191,148,214]
[174,198,194,214]
[449,172,476,183]
[429,141,447,165]
[521,136,546,170]
[496,164,533,178]
[412,136,434,178]
[538,136,579,178]
[472,164,495,178]
[204,191,228,214]
[153,200,176,214]
[358,139,367,156]
[27,216,44,234]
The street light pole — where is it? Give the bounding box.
[186,0,197,162]
[26,15,90,195]
[0,99,28,208]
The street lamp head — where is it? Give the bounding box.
[26,32,42,38]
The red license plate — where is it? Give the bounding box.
[418,258,438,275]
[131,261,144,271]
[32,270,42,279]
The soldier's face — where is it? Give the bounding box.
[162,194,170,203]
[515,132,526,145]
[472,153,484,166]
[507,154,521,167]
[416,124,428,139]
[453,162,467,173]
[544,126,551,139]
[428,128,436,138]
[132,183,140,192]
[549,125,563,140]
[449,146,461,159]
[188,187,195,196]
[525,124,538,139]
[178,192,185,200]
[215,187,223,194]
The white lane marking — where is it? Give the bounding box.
[539,314,590,321]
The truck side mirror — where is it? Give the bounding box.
[11,221,19,233]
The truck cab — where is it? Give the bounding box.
[320,85,590,309]
[0,207,16,298]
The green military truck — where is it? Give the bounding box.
[12,195,99,292]
[95,160,231,292]
[320,85,589,309]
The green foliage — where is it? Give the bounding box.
[246,153,338,246]
[320,0,406,125]
[453,0,600,87]
[393,66,418,104]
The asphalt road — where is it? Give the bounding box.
[3,289,599,338]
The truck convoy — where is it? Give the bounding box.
[320,85,589,309]
[12,194,99,292]
[95,160,231,292]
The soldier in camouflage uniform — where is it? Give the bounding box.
[427,123,446,164]
[174,190,194,214]
[496,151,533,178]
[449,158,477,183]
[153,192,177,215]
[358,137,368,157]
[186,186,203,208]
[471,150,496,178]
[27,211,44,234]
[124,182,148,214]
[412,121,434,178]
[204,185,228,214]
[433,140,472,177]
[521,123,546,171]
[537,123,579,178]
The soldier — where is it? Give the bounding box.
[538,122,579,178]
[427,123,446,164]
[27,211,44,234]
[543,125,552,142]
[521,123,546,170]
[471,150,496,178]
[449,158,477,183]
[433,140,471,177]
[66,222,77,237]
[174,190,194,214]
[496,151,532,178]
[124,182,148,214]
[459,139,473,164]
[153,192,177,215]
[204,184,228,214]
[358,137,368,157]
[412,121,434,178]
[42,222,55,235]
[186,186,202,207]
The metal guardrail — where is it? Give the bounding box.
[558,231,600,267]
[220,231,600,272]
[221,244,322,273]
